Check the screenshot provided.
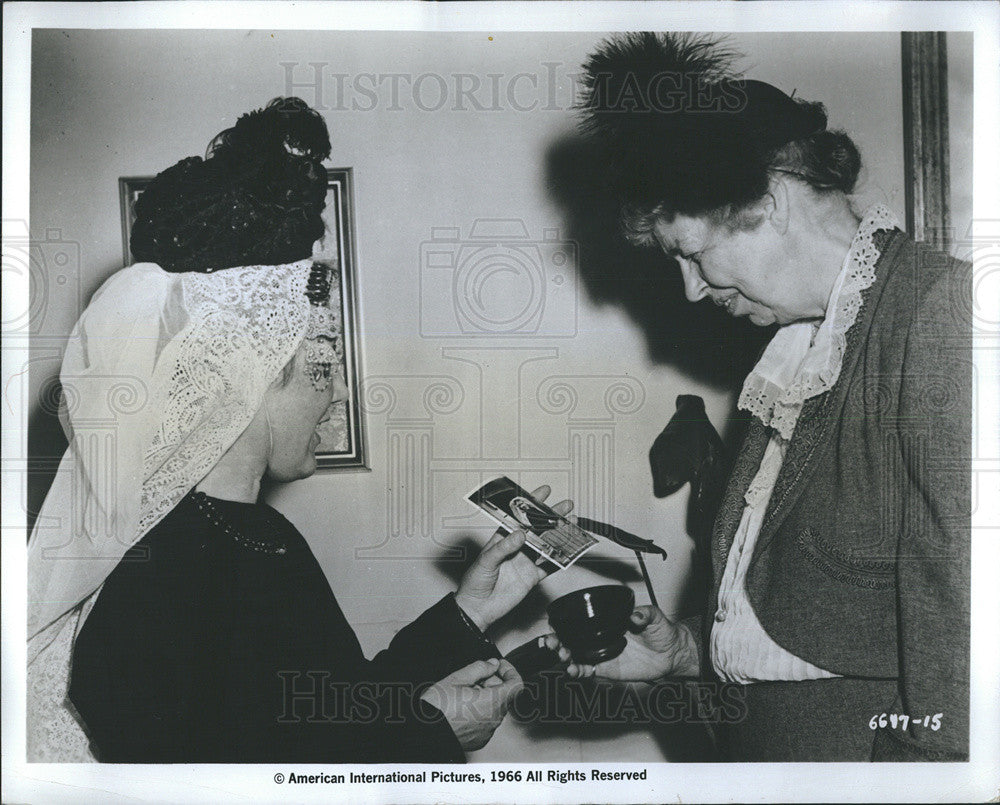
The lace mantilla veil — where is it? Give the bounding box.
[26,258,339,761]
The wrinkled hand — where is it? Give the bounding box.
[420,658,523,752]
[456,485,573,631]
[543,605,700,682]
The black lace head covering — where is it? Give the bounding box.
[129,97,331,272]
[578,33,828,218]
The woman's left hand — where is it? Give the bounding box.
[455,485,573,632]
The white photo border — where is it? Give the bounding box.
[3,3,998,804]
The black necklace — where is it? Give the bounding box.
[189,490,287,555]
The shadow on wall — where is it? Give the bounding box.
[541,132,776,644]
[544,134,773,398]
[414,136,775,641]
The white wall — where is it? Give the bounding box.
[29,29,928,761]
[949,31,974,248]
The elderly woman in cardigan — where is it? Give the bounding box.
[546,34,970,762]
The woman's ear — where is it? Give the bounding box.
[765,175,791,234]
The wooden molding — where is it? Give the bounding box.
[901,32,952,252]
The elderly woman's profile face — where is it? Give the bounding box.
[652,212,798,327]
[263,343,349,482]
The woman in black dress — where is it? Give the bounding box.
[27,98,567,763]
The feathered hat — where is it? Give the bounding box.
[578,33,827,215]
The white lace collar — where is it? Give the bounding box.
[737,204,900,439]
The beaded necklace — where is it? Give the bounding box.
[190,490,288,555]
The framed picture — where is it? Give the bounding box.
[118,168,368,470]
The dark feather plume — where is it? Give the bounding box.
[578,32,741,142]
[577,33,826,217]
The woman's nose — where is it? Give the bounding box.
[331,372,349,403]
[678,259,709,302]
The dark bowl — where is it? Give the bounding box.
[546,585,635,665]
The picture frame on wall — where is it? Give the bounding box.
[118,168,368,470]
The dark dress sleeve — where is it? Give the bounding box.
[68,499,498,763]
[70,583,465,763]
[365,593,501,685]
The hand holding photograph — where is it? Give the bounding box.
[468,476,598,571]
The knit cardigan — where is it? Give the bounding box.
[687,229,971,761]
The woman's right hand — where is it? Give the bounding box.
[543,605,700,682]
[420,658,523,751]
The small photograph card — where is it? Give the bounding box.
[467,477,598,571]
